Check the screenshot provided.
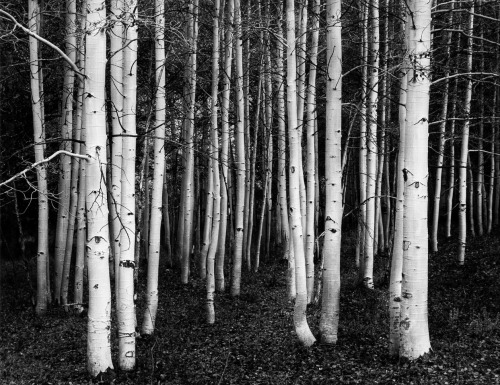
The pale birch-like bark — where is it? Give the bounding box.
[29,0,48,316]
[475,1,484,236]
[320,0,342,344]
[61,98,81,307]
[85,0,113,375]
[305,0,319,304]
[446,77,458,238]
[54,0,77,304]
[458,5,474,265]
[363,0,379,289]
[286,0,315,347]
[180,0,199,284]
[109,0,124,287]
[117,0,138,369]
[207,0,221,323]
[399,0,431,359]
[73,7,86,313]
[357,0,369,270]
[216,0,234,292]
[389,13,408,355]
[276,2,293,297]
[142,0,166,335]
[488,56,498,233]
[230,0,246,297]
[431,1,454,252]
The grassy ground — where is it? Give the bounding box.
[1,234,500,384]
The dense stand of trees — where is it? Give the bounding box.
[0,0,499,377]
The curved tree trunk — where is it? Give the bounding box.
[286,0,315,347]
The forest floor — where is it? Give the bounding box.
[1,234,500,384]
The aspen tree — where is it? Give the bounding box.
[320,0,342,344]
[61,95,82,307]
[446,77,458,238]
[488,51,499,233]
[180,0,199,284]
[85,0,113,375]
[73,3,87,314]
[305,0,320,304]
[142,0,166,335]
[207,0,221,323]
[389,11,408,355]
[363,0,380,289]
[399,0,431,359]
[230,0,246,297]
[286,0,315,347]
[54,0,77,304]
[117,0,138,369]
[28,0,48,315]
[275,1,293,297]
[109,0,124,284]
[357,0,368,271]
[475,0,485,236]
[216,0,234,292]
[458,5,474,265]
[431,1,454,252]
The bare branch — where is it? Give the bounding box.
[0,150,88,189]
[0,8,85,78]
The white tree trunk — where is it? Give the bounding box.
[29,0,48,316]
[320,0,342,344]
[458,5,474,265]
[230,0,246,297]
[142,0,166,335]
[85,0,113,375]
[363,0,379,289]
[109,0,124,287]
[117,0,138,369]
[389,13,408,355]
[216,0,234,293]
[286,0,315,347]
[399,0,432,359]
[305,0,319,304]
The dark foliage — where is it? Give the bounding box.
[1,234,500,384]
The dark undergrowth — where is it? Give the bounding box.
[1,234,500,384]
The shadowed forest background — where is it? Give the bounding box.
[1,0,500,382]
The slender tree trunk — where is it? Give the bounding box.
[476,2,484,236]
[431,2,454,252]
[85,0,113,375]
[305,0,319,304]
[399,0,432,359]
[389,38,407,355]
[230,0,246,297]
[54,0,77,304]
[29,0,48,316]
[207,0,221,324]
[216,0,234,293]
[446,77,458,238]
[458,5,474,265]
[110,0,124,290]
[286,0,315,347]
[357,0,369,271]
[142,0,166,335]
[275,1,293,297]
[363,0,380,289]
[117,0,138,369]
[320,0,342,344]
[181,0,199,284]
